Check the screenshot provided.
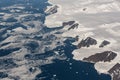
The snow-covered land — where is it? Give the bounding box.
[46,0,120,79]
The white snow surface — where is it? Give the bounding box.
[46,0,120,74]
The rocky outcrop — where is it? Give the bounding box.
[68,23,79,30]
[77,37,97,48]
[108,63,120,80]
[75,36,79,41]
[62,21,75,26]
[83,51,117,63]
[99,40,110,48]
[45,5,59,15]
[62,21,79,30]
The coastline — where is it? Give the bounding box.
[46,0,120,80]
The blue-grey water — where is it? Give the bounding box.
[35,38,111,80]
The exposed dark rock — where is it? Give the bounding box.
[99,40,110,48]
[83,8,87,11]
[68,23,79,30]
[75,36,79,41]
[62,21,79,30]
[108,63,120,80]
[62,21,75,26]
[77,37,97,48]
[45,5,59,15]
[83,51,117,63]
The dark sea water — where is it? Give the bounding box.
[35,38,111,80]
[0,0,111,80]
